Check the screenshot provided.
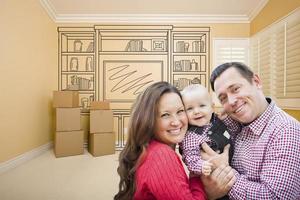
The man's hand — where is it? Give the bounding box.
[201,143,229,169]
[201,164,236,200]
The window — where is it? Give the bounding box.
[213,38,249,69]
[250,8,300,109]
[212,38,249,106]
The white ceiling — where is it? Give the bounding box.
[40,0,269,23]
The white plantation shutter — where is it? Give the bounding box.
[250,8,300,109]
[250,37,259,75]
[213,39,249,68]
[274,24,285,98]
[260,33,273,96]
[212,38,249,106]
[286,15,300,98]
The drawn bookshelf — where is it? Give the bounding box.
[58,27,96,112]
[171,27,210,90]
[58,25,210,148]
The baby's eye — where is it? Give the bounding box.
[199,104,206,107]
[186,107,193,111]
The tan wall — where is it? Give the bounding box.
[0,0,57,162]
[208,23,250,74]
[284,110,300,121]
[209,23,250,38]
[0,1,269,163]
[250,0,300,35]
[250,0,300,121]
[58,23,249,144]
[58,23,250,39]
[2,0,298,163]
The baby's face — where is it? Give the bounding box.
[183,90,213,127]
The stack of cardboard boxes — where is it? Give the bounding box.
[89,101,115,156]
[53,91,84,157]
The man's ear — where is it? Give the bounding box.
[252,74,263,89]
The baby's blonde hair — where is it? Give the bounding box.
[181,84,208,96]
[181,84,213,105]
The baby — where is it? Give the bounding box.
[180,84,237,177]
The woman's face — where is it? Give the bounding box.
[155,92,188,146]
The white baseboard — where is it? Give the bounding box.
[0,142,53,175]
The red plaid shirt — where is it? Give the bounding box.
[229,98,300,199]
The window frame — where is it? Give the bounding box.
[250,8,300,110]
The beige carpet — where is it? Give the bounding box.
[0,149,120,200]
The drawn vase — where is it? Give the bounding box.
[70,57,79,71]
[85,57,93,71]
[74,40,83,52]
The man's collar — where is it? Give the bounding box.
[244,98,274,136]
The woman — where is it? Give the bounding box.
[114,81,206,200]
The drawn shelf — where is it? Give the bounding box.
[171,27,210,91]
[97,27,171,54]
[58,26,210,112]
[58,27,96,112]
[58,25,210,148]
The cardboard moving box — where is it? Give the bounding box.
[90,110,113,133]
[53,91,79,108]
[90,101,110,110]
[56,108,81,131]
[89,132,115,156]
[54,130,84,157]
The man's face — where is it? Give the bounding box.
[214,67,265,124]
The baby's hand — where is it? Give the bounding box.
[202,161,213,176]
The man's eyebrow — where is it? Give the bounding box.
[227,84,236,90]
[217,84,236,99]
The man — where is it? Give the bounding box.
[201,62,300,199]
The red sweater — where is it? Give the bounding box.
[134,140,206,200]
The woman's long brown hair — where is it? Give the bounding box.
[114,81,181,200]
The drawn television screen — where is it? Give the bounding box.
[103,60,164,101]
